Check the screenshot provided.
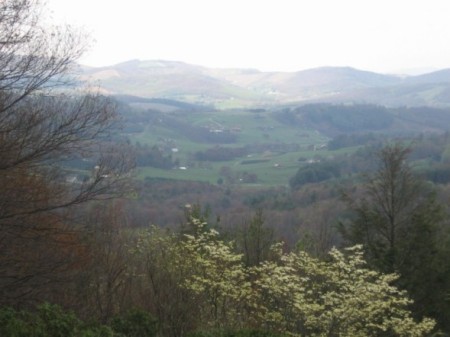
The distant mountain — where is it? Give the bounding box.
[80,60,450,107]
[253,67,401,100]
[205,67,402,100]
[81,60,262,105]
[405,69,450,84]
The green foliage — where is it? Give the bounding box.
[195,146,248,162]
[187,328,288,337]
[135,144,176,169]
[181,203,216,235]
[328,133,380,150]
[0,303,114,337]
[133,226,199,337]
[111,309,158,337]
[0,305,158,337]
[135,217,435,337]
[249,245,435,336]
[33,303,81,337]
[341,143,450,333]
[340,144,436,270]
[421,163,450,184]
[290,161,340,188]
[236,209,275,266]
[279,104,394,134]
[0,307,30,337]
[180,217,250,329]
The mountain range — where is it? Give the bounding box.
[79,60,450,107]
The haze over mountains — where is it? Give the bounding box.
[80,60,450,107]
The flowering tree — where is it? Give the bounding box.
[250,245,435,336]
[179,218,251,329]
[135,218,435,337]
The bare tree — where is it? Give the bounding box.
[340,143,449,329]
[0,0,133,306]
[0,0,86,108]
[340,144,435,271]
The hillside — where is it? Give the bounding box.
[80,60,450,107]
[81,60,263,106]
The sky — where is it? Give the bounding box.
[46,0,450,74]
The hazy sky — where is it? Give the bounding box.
[47,0,450,74]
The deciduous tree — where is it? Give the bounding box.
[249,245,435,336]
[340,143,450,332]
[0,0,132,306]
[135,216,435,336]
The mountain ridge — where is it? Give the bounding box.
[79,60,450,107]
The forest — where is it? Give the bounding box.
[1,1,450,337]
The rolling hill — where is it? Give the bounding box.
[80,60,450,107]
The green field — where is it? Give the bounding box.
[126,108,340,186]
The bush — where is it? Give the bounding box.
[289,162,340,188]
[0,307,30,337]
[0,303,114,337]
[187,329,288,337]
[111,309,158,337]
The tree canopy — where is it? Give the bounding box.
[340,143,450,332]
[134,217,435,337]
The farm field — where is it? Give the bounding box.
[124,107,335,186]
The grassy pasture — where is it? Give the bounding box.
[127,108,333,186]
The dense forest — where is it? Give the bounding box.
[1,1,450,337]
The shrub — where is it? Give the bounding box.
[111,309,158,337]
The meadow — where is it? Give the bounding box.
[126,107,335,185]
